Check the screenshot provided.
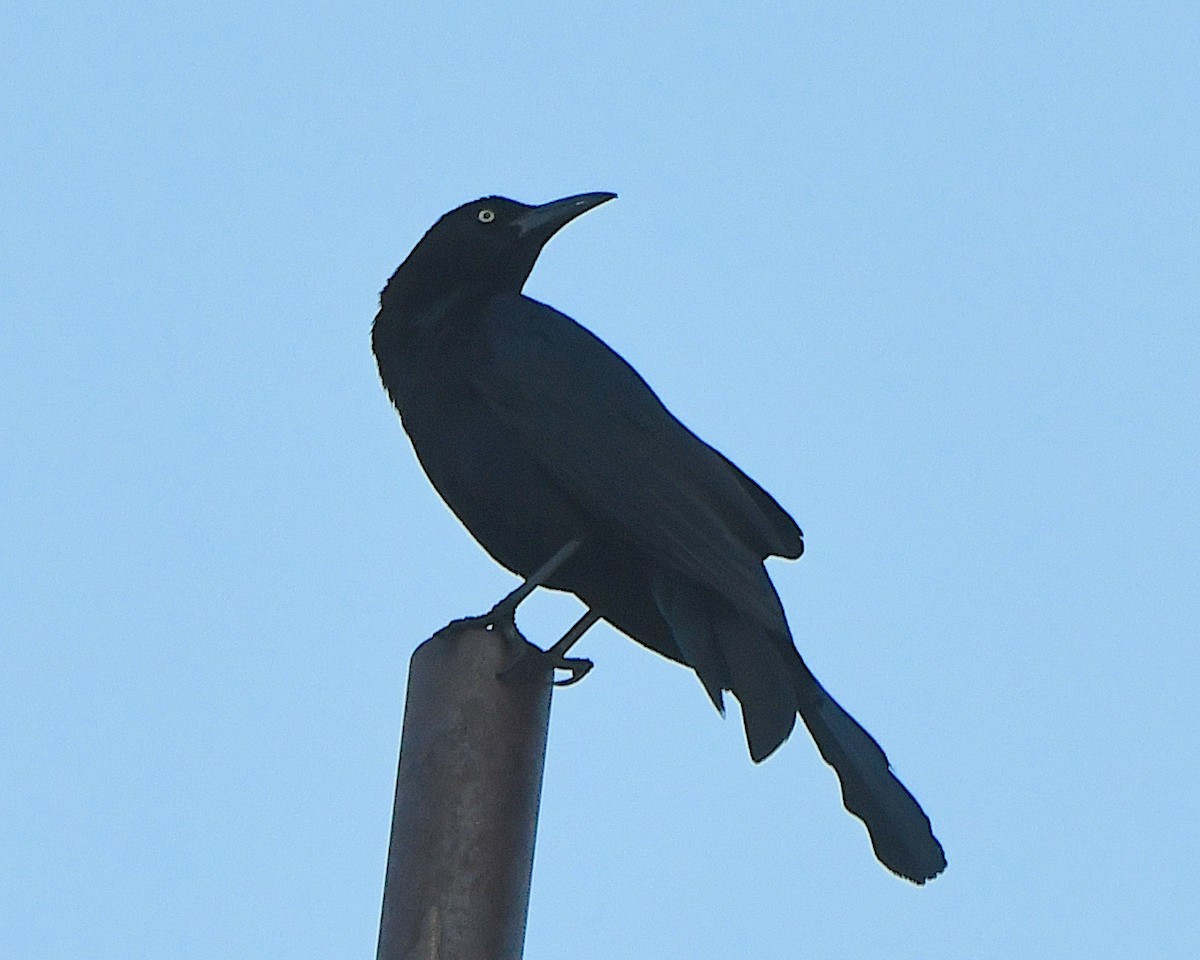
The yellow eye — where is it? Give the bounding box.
[477,209,496,223]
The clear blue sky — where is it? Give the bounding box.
[3,2,1197,957]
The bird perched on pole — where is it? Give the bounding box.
[371,192,946,884]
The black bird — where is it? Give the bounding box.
[371,193,946,884]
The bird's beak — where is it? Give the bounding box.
[513,192,617,240]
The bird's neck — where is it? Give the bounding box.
[372,279,505,407]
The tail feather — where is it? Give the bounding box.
[791,657,947,884]
[651,576,730,714]
[654,575,797,758]
[652,573,944,882]
[720,621,798,762]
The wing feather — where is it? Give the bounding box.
[472,295,799,629]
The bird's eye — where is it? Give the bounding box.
[477,209,496,223]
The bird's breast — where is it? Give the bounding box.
[398,379,589,578]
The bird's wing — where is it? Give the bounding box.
[472,294,800,629]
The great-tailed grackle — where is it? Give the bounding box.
[371,193,946,883]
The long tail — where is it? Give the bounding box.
[789,654,946,884]
[652,575,946,882]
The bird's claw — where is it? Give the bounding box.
[449,605,522,641]
[497,648,594,686]
[485,612,524,645]
[550,654,593,686]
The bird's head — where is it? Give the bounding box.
[382,192,616,307]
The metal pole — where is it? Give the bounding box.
[376,621,553,960]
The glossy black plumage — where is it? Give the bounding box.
[371,193,945,883]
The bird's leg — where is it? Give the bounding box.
[499,607,601,686]
[481,539,582,630]
[452,539,583,643]
[449,538,600,686]
[544,609,601,686]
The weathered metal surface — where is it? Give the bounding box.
[376,623,552,960]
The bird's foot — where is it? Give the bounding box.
[540,608,601,684]
[498,646,594,685]
[449,603,524,644]
[451,539,585,640]
[549,653,594,686]
[497,607,602,685]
